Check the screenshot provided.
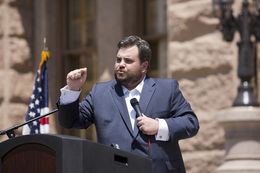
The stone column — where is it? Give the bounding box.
[216,107,260,173]
[96,0,124,82]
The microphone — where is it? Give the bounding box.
[0,108,58,139]
[130,98,142,118]
[130,98,151,150]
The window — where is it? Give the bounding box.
[139,0,167,77]
[61,0,96,140]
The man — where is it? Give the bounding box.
[58,35,199,173]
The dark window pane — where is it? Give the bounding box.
[68,0,95,49]
[144,0,157,35]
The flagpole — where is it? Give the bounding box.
[43,37,47,50]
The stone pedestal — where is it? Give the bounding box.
[216,107,260,173]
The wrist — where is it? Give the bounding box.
[66,85,81,91]
[155,118,159,134]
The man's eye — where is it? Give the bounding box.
[125,59,133,64]
[116,58,121,63]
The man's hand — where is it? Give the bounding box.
[66,68,87,91]
[136,115,159,135]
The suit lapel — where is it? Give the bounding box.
[139,77,156,115]
[110,81,134,137]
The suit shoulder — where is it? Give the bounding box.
[148,78,180,91]
[93,80,115,89]
[152,78,178,85]
[95,80,114,86]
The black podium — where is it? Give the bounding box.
[0,134,152,173]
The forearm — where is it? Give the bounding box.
[166,112,199,141]
[57,99,80,128]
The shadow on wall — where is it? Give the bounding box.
[9,0,34,73]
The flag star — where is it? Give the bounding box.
[31,94,35,100]
[29,103,34,109]
[35,129,39,134]
[33,121,38,126]
[38,87,42,92]
[37,108,40,113]
[29,112,35,117]
[35,99,40,105]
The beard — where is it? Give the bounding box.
[114,70,144,89]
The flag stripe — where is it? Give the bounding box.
[40,117,49,125]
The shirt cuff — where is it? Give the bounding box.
[60,85,81,104]
[155,118,170,141]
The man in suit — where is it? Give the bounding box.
[58,35,199,173]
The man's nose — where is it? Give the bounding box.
[119,60,126,67]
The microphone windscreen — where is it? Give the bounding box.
[130,98,139,107]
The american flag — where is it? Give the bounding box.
[22,50,50,135]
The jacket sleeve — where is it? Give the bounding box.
[57,99,80,128]
[165,80,199,141]
[57,91,94,129]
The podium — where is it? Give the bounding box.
[0,134,152,173]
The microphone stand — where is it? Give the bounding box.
[0,108,58,139]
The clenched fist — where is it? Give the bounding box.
[66,67,87,91]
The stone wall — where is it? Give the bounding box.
[0,0,33,140]
[167,0,240,173]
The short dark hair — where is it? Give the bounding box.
[117,35,152,63]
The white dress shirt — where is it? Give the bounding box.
[60,79,170,141]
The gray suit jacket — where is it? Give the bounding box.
[58,77,199,173]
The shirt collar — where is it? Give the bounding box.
[122,76,146,95]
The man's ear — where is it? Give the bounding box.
[141,61,149,73]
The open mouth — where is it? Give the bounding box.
[117,70,126,74]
